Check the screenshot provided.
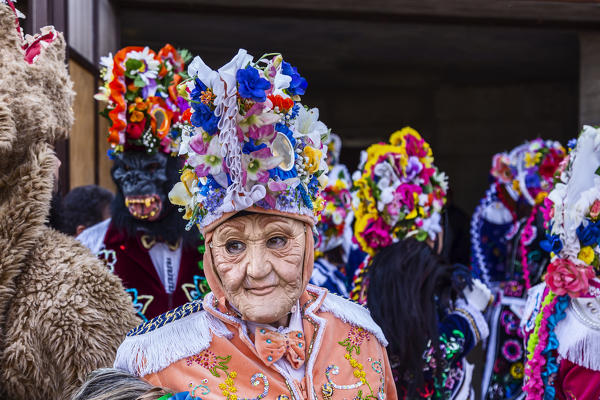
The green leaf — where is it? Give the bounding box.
[416,230,429,241]
[125,58,143,71]
[125,91,137,102]
[133,75,146,88]
[595,166,600,176]
[178,48,193,64]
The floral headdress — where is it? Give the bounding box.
[352,127,448,256]
[471,139,565,286]
[95,45,193,157]
[315,164,354,258]
[524,127,600,399]
[168,49,329,231]
[490,139,566,208]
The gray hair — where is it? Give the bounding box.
[71,368,169,400]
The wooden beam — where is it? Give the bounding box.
[115,0,600,26]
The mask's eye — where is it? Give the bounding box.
[266,236,287,249]
[225,240,246,255]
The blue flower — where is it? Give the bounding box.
[242,140,267,154]
[236,66,270,102]
[298,185,313,209]
[525,173,540,189]
[191,104,219,135]
[576,220,600,247]
[190,79,219,135]
[199,177,222,197]
[540,233,563,254]
[281,61,307,96]
[567,138,577,150]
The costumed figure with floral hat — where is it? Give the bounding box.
[471,140,566,400]
[78,45,209,321]
[114,49,397,400]
[0,1,139,398]
[350,127,492,400]
[521,126,600,400]
[309,136,355,297]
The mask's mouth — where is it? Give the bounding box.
[125,194,162,221]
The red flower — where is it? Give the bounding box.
[545,258,595,297]
[181,108,192,123]
[126,118,146,140]
[268,94,294,112]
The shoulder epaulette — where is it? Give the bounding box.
[127,299,204,337]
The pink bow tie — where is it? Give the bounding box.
[254,327,306,369]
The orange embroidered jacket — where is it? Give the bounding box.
[115,285,397,400]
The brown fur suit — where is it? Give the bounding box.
[0,4,139,399]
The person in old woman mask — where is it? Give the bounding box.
[114,49,397,400]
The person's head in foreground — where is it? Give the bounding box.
[350,128,491,398]
[116,49,397,400]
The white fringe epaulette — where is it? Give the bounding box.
[113,300,233,376]
[319,290,388,346]
[555,300,600,372]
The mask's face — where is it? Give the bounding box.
[112,152,168,221]
[211,214,306,325]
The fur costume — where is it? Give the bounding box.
[0,3,139,398]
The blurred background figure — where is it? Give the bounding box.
[471,139,566,400]
[311,163,354,297]
[59,185,113,236]
[351,128,491,399]
[78,45,208,322]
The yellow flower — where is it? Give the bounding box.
[512,180,521,195]
[229,371,237,378]
[350,359,358,367]
[230,395,237,400]
[525,152,542,168]
[229,387,237,393]
[225,378,233,386]
[534,192,548,205]
[353,369,362,378]
[130,110,145,123]
[389,127,432,158]
[180,169,196,196]
[168,182,191,207]
[360,377,366,384]
[357,363,364,371]
[219,384,227,390]
[579,246,595,265]
[303,146,322,174]
[360,371,366,378]
[344,353,351,360]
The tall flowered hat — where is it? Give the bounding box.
[95,45,192,157]
[471,139,566,285]
[352,127,448,257]
[524,126,600,398]
[168,49,329,232]
[315,164,354,258]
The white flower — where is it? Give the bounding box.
[99,52,114,82]
[126,47,160,85]
[293,107,328,147]
[421,212,443,240]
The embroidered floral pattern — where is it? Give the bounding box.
[187,350,232,378]
[338,325,370,354]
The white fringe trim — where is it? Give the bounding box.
[317,286,388,346]
[454,299,490,342]
[555,303,600,372]
[114,310,233,376]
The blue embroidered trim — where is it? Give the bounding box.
[126,299,204,337]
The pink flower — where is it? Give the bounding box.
[396,184,422,210]
[491,153,513,184]
[590,199,600,220]
[363,218,393,250]
[545,259,595,297]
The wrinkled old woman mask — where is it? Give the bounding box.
[211,214,306,325]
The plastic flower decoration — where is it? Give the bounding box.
[315,164,354,257]
[95,44,193,157]
[352,127,448,256]
[169,49,329,230]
